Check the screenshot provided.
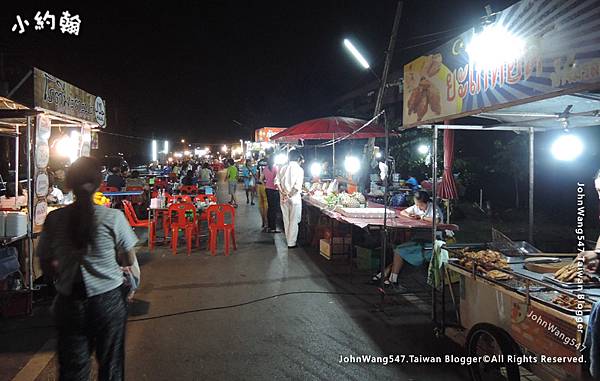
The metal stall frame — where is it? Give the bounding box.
[0,107,42,295]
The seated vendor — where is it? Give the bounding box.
[372,191,442,288]
[400,190,442,223]
[0,182,28,210]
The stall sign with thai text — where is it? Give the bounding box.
[402,0,600,127]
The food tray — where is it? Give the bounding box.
[338,208,396,219]
[448,258,549,293]
[542,273,600,289]
[530,290,593,315]
[444,242,540,258]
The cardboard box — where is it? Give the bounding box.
[319,238,351,260]
[356,246,382,271]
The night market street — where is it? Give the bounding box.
[2,1,600,380]
[1,173,469,381]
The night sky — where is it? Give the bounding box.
[0,0,517,146]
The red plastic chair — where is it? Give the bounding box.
[122,200,156,250]
[206,204,237,256]
[179,185,199,195]
[194,194,218,235]
[168,203,199,256]
[99,185,119,193]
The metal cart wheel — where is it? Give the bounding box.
[466,323,521,381]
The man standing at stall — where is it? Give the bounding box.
[275,150,304,249]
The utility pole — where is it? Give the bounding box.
[364,1,403,184]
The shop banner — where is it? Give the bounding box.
[403,0,600,128]
[33,68,106,128]
[255,127,286,142]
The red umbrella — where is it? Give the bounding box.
[271,116,385,142]
[437,129,458,200]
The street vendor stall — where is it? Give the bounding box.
[0,67,106,315]
[400,0,600,379]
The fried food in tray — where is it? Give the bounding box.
[551,294,592,310]
[457,249,510,270]
[553,262,599,283]
[486,270,513,281]
[454,249,512,280]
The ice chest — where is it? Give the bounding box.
[356,246,381,271]
[319,237,351,260]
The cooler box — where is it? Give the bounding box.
[319,237,351,260]
[356,246,381,271]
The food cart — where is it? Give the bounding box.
[0,67,106,315]
[400,0,600,379]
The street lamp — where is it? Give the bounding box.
[343,39,370,69]
[151,140,157,162]
[418,145,430,155]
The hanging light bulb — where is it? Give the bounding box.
[551,133,583,161]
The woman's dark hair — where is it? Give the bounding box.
[413,190,431,203]
[5,182,23,198]
[66,157,102,249]
[228,158,235,165]
[203,162,209,169]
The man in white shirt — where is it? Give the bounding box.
[275,150,304,248]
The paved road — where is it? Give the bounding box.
[1,175,470,381]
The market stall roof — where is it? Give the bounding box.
[477,93,600,130]
[271,116,386,142]
[0,96,34,136]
